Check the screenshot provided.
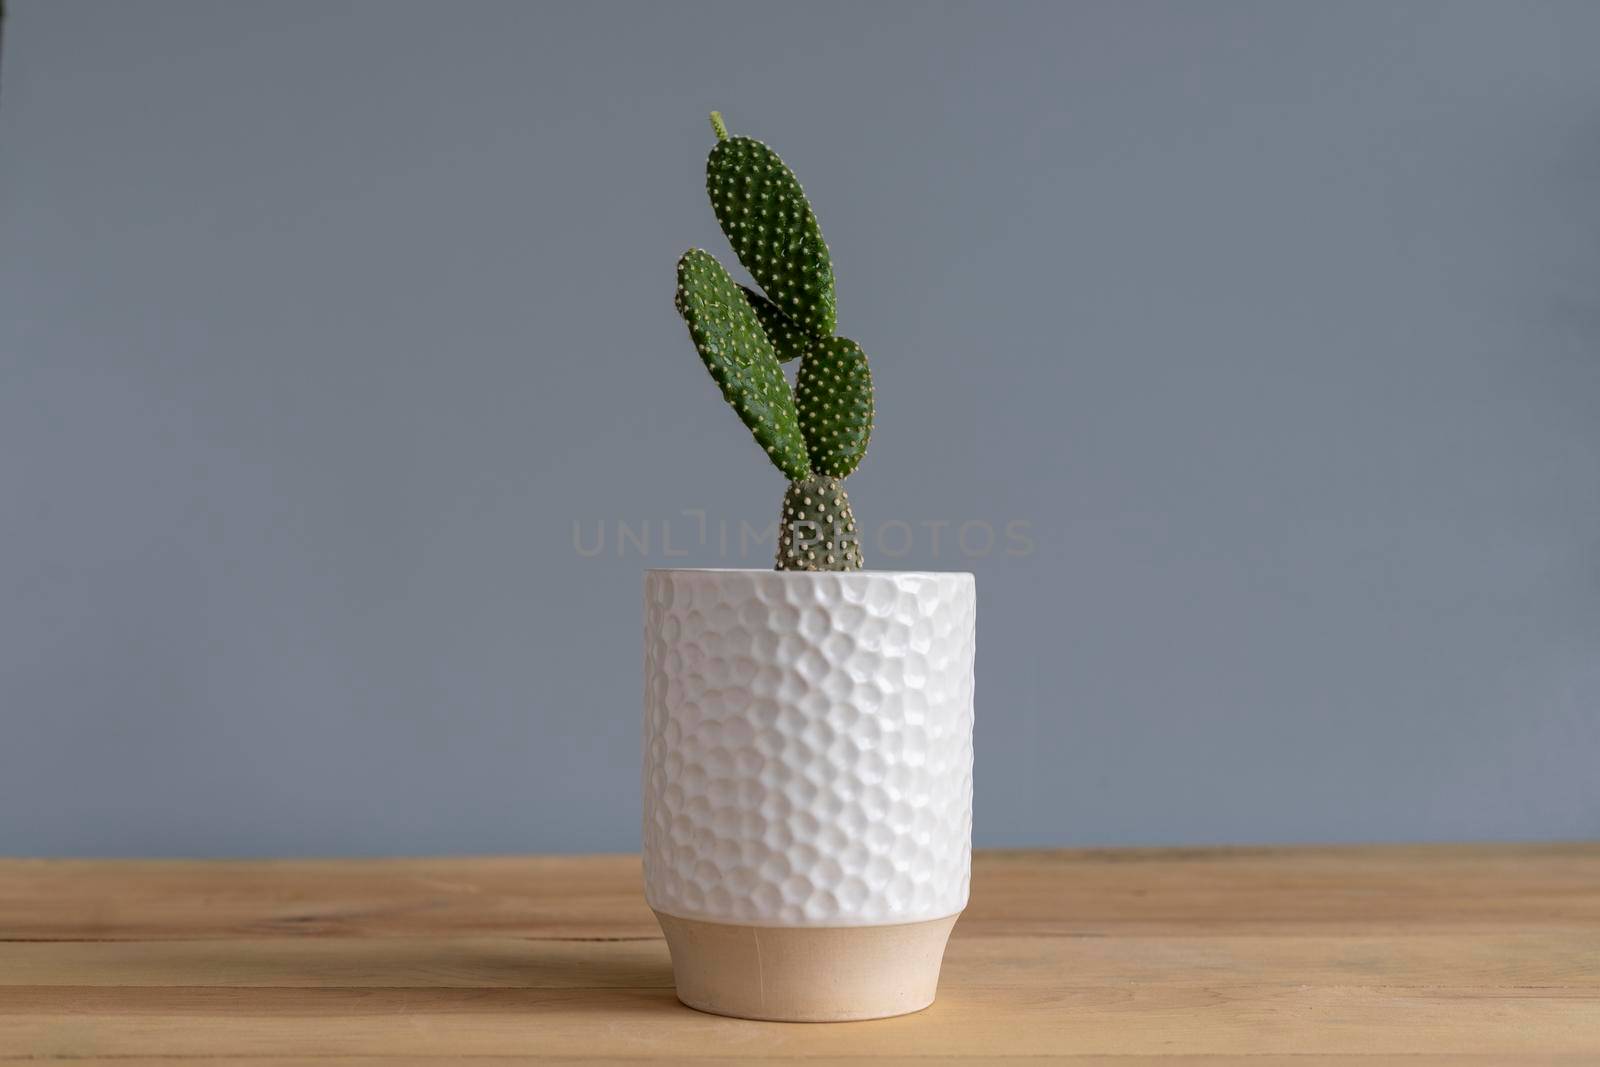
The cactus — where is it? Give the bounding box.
[777,475,862,571]
[674,249,810,481]
[795,335,873,478]
[706,115,836,337]
[739,286,808,364]
[674,111,874,572]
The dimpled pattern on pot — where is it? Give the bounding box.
[642,569,975,926]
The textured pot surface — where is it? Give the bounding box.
[642,568,976,928]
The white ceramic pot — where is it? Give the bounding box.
[642,568,976,1021]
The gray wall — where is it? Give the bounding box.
[2,1,1596,857]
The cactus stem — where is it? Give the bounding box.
[709,111,729,141]
[775,476,862,571]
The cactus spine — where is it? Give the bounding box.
[674,111,874,572]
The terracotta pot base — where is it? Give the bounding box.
[653,910,960,1022]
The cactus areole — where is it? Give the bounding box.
[674,112,875,572]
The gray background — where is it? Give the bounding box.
[2,1,1596,857]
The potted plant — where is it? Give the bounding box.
[643,112,976,1022]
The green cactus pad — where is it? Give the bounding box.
[795,335,874,478]
[706,131,836,338]
[739,286,808,364]
[674,249,811,481]
[776,475,862,571]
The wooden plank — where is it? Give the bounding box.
[958,844,1600,934]
[2,983,1598,1058]
[0,854,657,941]
[4,844,1598,941]
[2,931,1597,990]
[0,846,1596,1061]
[2,1062,1598,1067]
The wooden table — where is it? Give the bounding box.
[1,845,1597,1063]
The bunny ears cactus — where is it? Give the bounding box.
[706,120,836,336]
[673,250,811,481]
[673,111,875,572]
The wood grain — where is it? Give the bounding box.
[1,845,1596,1062]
